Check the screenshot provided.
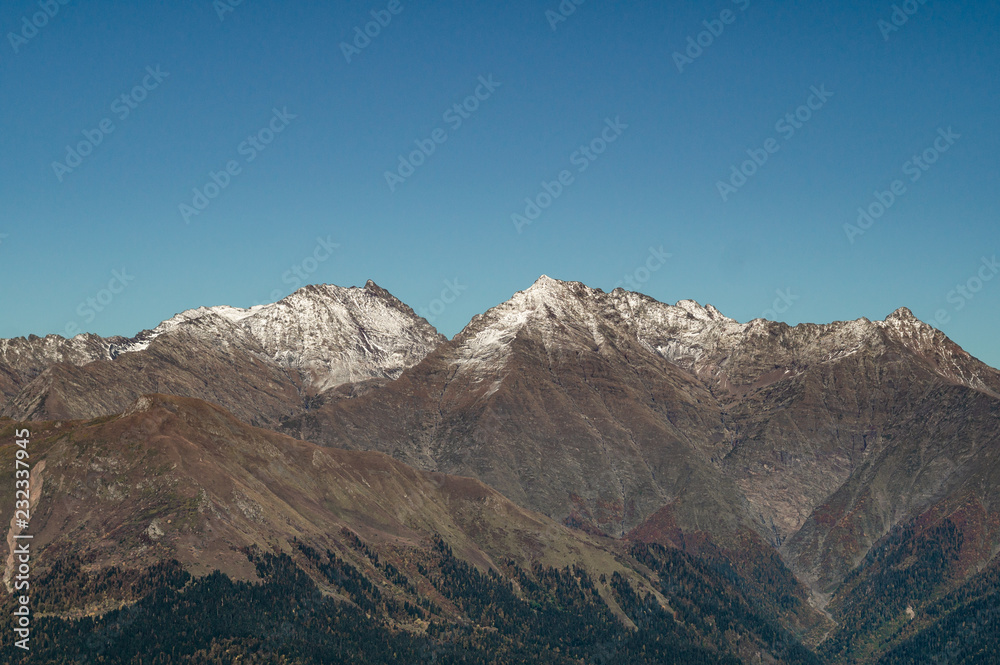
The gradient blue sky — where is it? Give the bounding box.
[2,0,998,367]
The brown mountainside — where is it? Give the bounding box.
[2,275,999,661]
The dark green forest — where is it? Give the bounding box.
[1,530,998,664]
[0,536,793,665]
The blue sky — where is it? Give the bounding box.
[1,0,998,367]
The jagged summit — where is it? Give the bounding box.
[0,281,446,422]
[133,281,413,346]
[520,274,597,298]
[5,277,999,665]
[885,306,917,322]
[427,275,1000,398]
[107,282,444,388]
[3,276,999,424]
[671,298,734,322]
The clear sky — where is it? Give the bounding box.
[1,1,998,367]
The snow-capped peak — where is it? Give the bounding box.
[444,277,999,400]
[106,282,445,393]
[528,274,559,289]
[672,299,735,323]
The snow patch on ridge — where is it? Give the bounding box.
[446,277,999,400]
[4,276,998,406]
[102,283,445,394]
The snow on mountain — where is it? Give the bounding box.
[0,333,119,367]
[240,283,446,392]
[1,282,444,407]
[0,333,129,399]
[451,275,601,369]
[106,281,446,393]
[442,275,999,399]
[3,275,996,410]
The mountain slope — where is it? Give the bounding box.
[1,394,629,585]
[0,333,126,402]
[0,396,825,664]
[3,275,998,663]
[280,277,1000,600]
[285,277,752,539]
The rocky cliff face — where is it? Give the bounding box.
[0,332,127,401]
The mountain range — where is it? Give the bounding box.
[2,276,998,664]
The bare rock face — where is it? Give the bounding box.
[0,332,127,400]
[0,281,444,424]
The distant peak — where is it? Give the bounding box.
[287,281,390,302]
[531,274,560,288]
[703,303,732,321]
[360,280,401,304]
[672,299,735,323]
[674,299,708,317]
[520,275,577,298]
[885,307,918,323]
